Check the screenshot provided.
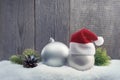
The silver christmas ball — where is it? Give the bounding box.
[41,38,69,67]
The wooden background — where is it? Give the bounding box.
[0,0,120,60]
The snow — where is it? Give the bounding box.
[0,60,120,80]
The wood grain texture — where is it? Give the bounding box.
[0,0,34,60]
[35,0,70,53]
[0,0,120,59]
[35,0,56,53]
[70,0,120,58]
[54,0,70,45]
[16,0,34,54]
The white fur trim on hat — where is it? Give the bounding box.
[70,42,95,56]
[94,36,104,46]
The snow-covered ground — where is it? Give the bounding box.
[0,60,120,80]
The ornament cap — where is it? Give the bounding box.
[49,37,55,43]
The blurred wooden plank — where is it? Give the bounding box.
[35,0,56,53]
[35,0,70,53]
[16,0,34,53]
[0,0,34,60]
[54,0,70,45]
[70,0,120,59]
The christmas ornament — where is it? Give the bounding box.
[68,28,104,71]
[41,37,69,67]
[23,55,39,68]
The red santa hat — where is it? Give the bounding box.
[70,28,104,46]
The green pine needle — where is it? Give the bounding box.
[9,49,41,65]
[95,47,111,66]
[9,55,23,64]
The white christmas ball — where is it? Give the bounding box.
[41,38,69,67]
[68,43,95,71]
[68,55,94,71]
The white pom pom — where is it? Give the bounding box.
[94,36,104,46]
